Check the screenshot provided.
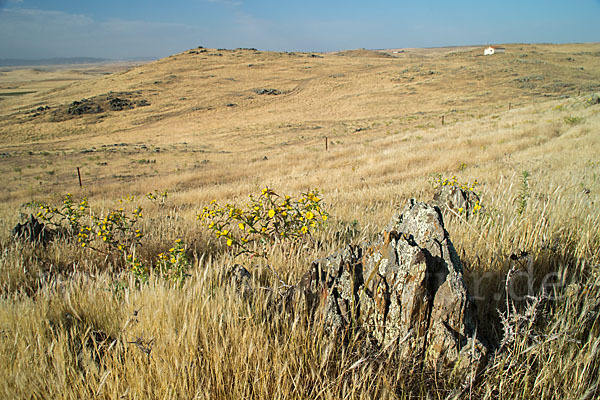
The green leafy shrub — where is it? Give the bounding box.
[146,190,169,204]
[199,187,329,257]
[26,192,190,285]
[32,193,89,233]
[157,239,190,285]
[77,206,144,254]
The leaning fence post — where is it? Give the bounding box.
[77,167,82,188]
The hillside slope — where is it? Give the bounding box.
[0,43,600,399]
[0,43,599,204]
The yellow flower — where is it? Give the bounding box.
[300,226,308,234]
[305,211,314,220]
[226,239,233,247]
[458,207,464,213]
[268,209,275,218]
[238,222,245,230]
[322,215,328,221]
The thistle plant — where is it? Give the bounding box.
[199,187,329,257]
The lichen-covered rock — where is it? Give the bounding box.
[296,199,488,375]
[432,184,480,216]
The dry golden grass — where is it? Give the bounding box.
[0,43,599,399]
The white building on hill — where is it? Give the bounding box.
[484,46,506,55]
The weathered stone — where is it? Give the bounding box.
[12,214,53,244]
[433,184,480,216]
[294,199,488,375]
[254,88,281,95]
[108,97,133,111]
[67,100,103,115]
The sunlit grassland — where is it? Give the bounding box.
[0,43,599,399]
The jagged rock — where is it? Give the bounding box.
[12,214,53,244]
[67,100,103,115]
[294,199,488,374]
[433,184,480,216]
[108,97,133,111]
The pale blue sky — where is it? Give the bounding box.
[0,0,599,60]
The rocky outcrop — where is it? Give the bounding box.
[254,88,281,95]
[34,91,151,122]
[68,100,103,115]
[108,97,133,111]
[12,214,53,244]
[293,199,488,374]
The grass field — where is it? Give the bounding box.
[0,42,599,399]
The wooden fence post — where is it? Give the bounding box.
[77,167,82,188]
